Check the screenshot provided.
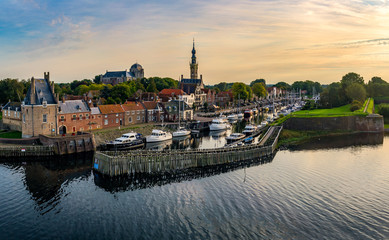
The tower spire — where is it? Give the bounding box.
[190,39,198,79]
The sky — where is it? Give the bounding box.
[1,0,389,85]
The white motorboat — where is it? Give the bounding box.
[173,126,191,137]
[237,113,244,120]
[227,114,238,123]
[259,121,267,128]
[242,124,258,135]
[209,118,231,131]
[146,129,172,143]
[104,132,144,151]
[226,133,246,143]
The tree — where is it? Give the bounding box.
[146,79,158,93]
[345,83,366,103]
[0,78,25,104]
[252,82,267,98]
[231,82,249,101]
[370,76,387,84]
[341,72,364,89]
[275,82,291,90]
[93,75,102,84]
[111,83,131,103]
[250,79,266,87]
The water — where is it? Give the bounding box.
[1,133,389,239]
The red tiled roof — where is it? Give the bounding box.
[121,101,145,111]
[98,104,124,114]
[142,101,158,109]
[159,89,185,95]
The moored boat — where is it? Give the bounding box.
[209,118,231,131]
[146,129,172,143]
[104,132,144,151]
[242,124,257,135]
[226,133,246,143]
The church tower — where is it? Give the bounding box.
[190,39,198,79]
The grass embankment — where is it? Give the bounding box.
[366,98,374,114]
[278,129,354,146]
[0,131,22,139]
[292,104,367,118]
[385,123,389,129]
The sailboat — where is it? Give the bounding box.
[173,99,191,137]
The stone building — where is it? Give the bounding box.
[57,99,95,134]
[101,63,144,86]
[1,102,22,131]
[22,72,58,138]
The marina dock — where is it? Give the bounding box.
[93,126,283,177]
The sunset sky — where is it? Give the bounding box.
[1,0,389,85]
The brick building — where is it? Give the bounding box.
[98,104,125,128]
[164,100,193,122]
[141,101,167,123]
[121,101,146,126]
[57,99,93,134]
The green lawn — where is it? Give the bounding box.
[0,131,22,138]
[385,124,389,129]
[367,99,374,114]
[291,104,367,118]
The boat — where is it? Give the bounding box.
[227,114,238,123]
[173,126,191,137]
[244,136,254,143]
[104,132,144,151]
[190,121,210,133]
[226,133,246,143]
[209,118,231,131]
[173,99,191,137]
[259,120,267,128]
[209,129,227,138]
[146,129,172,143]
[242,124,257,135]
[237,113,244,120]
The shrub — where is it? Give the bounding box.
[350,100,363,112]
[377,104,389,118]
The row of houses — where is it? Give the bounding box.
[1,73,194,138]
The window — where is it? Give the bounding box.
[137,110,140,114]
[80,128,84,131]
[86,114,89,119]
[105,115,108,118]
[132,111,135,115]
[137,116,140,121]
[104,119,108,125]
[126,112,130,115]
[43,101,47,108]
[79,114,83,120]
[116,113,119,117]
[43,114,47,123]
[4,110,6,116]
[23,114,25,123]
[72,115,77,120]
[8,108,10,116]
[17,112,20,118]
[129,117,132,123]
[116,118,119,123]
[60,116,65,122]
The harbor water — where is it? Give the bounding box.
[0,133,388,239]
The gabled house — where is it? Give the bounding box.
[163,100,193,122]
[121,101,145,126]
[141,101,167,123]
[57,99,92,134]
[98,104,125,128]
[1,102,22,131]
[159,89,186,102]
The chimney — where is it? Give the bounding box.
[30,77,36,104]
[51,81,55,94]
[181,74,183,80]
[200,74,202,80]
[44,72,50,81]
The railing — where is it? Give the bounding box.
[94,126,283,176]
[0,145,55,158]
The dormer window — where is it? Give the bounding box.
[43,100,47,108]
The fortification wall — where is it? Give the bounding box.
[284,114,384,132]
[39,132,96,155]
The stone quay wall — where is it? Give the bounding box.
[284,114,384,132]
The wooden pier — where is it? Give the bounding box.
[93,126,283,177]
[0,145,55,158]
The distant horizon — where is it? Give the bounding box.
[1,0,389,85]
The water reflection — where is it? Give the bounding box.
[93,155,275,193]
[289,132,384,151]
[3,153,93,215]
